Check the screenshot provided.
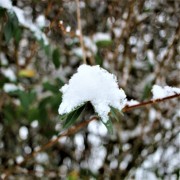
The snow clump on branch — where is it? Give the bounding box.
[58,65,127,123]
[152,85,180,99]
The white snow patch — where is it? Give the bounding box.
[126,99,139,106]
[152,85,180,99]
[12,7,48,45]
[72,47,83,57]
[0,0,48,45]
[1,68,16,81]
[36,14,46,28]
[58,65,126,123]
[3,83,22,92]
[93,32,111,42]
[84,37,97,54]
[19,126,28,140]
[0,53,8,65]
[0,0,12,9]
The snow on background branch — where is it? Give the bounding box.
[0,0,48,45]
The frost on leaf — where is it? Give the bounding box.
[152,85,180,99]
[58,64,127,123]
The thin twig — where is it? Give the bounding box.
[2,93,180,179]
[76,0,86,64]
[123,93,180,112]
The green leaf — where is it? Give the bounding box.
[14,27,22,44]
[95,53,103,66]
[96,40,113,47]
[103,120,113,134]
[52,48,61,69]
[142,83,152,100]
[62,105,85,129]
[43,82,59,93]
[110,106,124,122]
[28,108,39,122]
[18,91,36,110]
[110,107,119,121]
[3,104,15,123]
[4,12,20,43]
[4,20,13,43]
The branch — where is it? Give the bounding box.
[2,93,179,179]
[123,93,180,112]
[76,0,86,64]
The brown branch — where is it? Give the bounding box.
[123,93,180,112]
[2,93,180,179]
[76,0,86,64]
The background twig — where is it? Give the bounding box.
[76,0,86,64]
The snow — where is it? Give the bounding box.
[0,0,48,45]
[3,83,23,93]
[0,0,12,9]
[12,7,48,45]
[3,83,19,92]
[0,53,8,65]
[58,64,127,123]
[19,126,28,140]
[72,37,97,57]
[126,99,139,106]
[152,85,180,99]
[36,15,46,28]
[1,68,16,81]
[84,37,97,54]
[93,32,111,42]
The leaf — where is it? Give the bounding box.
[103,120,113,134]
[3,104,15,123]
[4,12,20,43]
[4,20,13,43]
[18,69,36,78]
[52,48,61,69]
[43,82,59,94]
[96,40,113,47]
[110,106,124,122]
[28,108,39,122]
[95,53,103,66]
[142,83,152,100]
[18,91,36,110]
[63,105,85,129]
[110,107,119,121]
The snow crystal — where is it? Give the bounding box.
[152,85,180,99]
[58,65,126,123]
[93,32,111,43]
[126,99,139,106]
[0,0,12,9]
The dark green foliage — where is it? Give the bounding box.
[3,12,21,43]
[96,40,113,47]
[52,48,61,69]
[61,105,85,129]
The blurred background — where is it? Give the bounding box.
[0,0,179,179]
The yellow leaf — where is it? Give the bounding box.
[18,69,36,78]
